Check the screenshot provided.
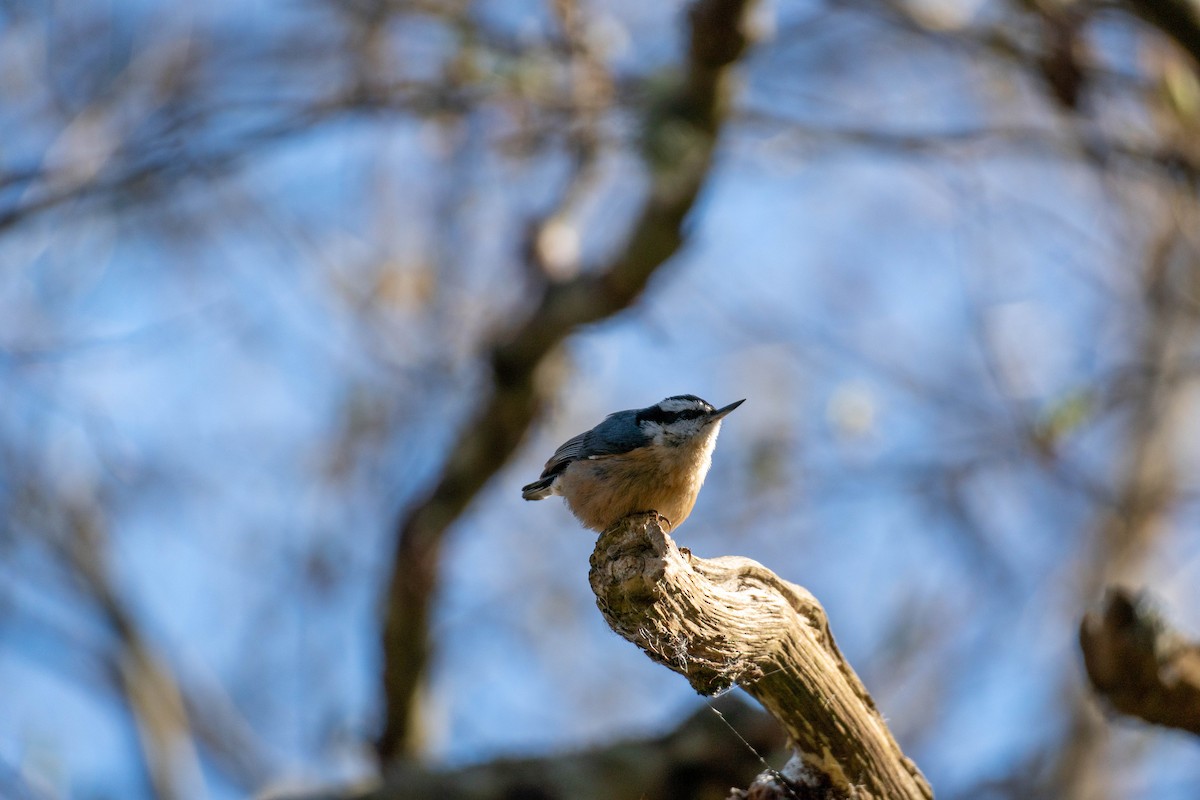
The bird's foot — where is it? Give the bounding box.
[634,510,672,531]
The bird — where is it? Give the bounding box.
[522,394,744,532]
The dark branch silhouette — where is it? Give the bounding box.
[1081,587,1200,736]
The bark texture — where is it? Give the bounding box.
[589,513,933,800]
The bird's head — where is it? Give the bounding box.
[635,395,744,447]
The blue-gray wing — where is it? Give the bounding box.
[537,410,644,480]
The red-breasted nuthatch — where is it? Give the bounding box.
[522,395,744,532]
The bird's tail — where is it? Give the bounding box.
[521,477,556,500]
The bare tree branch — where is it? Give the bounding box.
[6,483,274,796]
[1123,0,1200,68]
[589,513,933,800]
[1081,586,1200,736]
[57,503,206,800]
[268,696,782,800]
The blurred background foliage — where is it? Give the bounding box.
[2,0,1200,798]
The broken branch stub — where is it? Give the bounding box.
[1080,586,1200,736]
[588,513,933,800]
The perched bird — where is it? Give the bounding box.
[522,395,744,532]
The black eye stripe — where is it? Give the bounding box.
[637,407,670,424]
[638,407,707,424]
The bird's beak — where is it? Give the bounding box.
[707,398,745,423]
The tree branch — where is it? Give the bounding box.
[376,0,761,761]
[1080,586,1200,736]
[1123,0,1200,68]
[588,513,933,800]
[53,503,207,800]
[313,696,783,800]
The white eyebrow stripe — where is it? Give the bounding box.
[658,397,708,413]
